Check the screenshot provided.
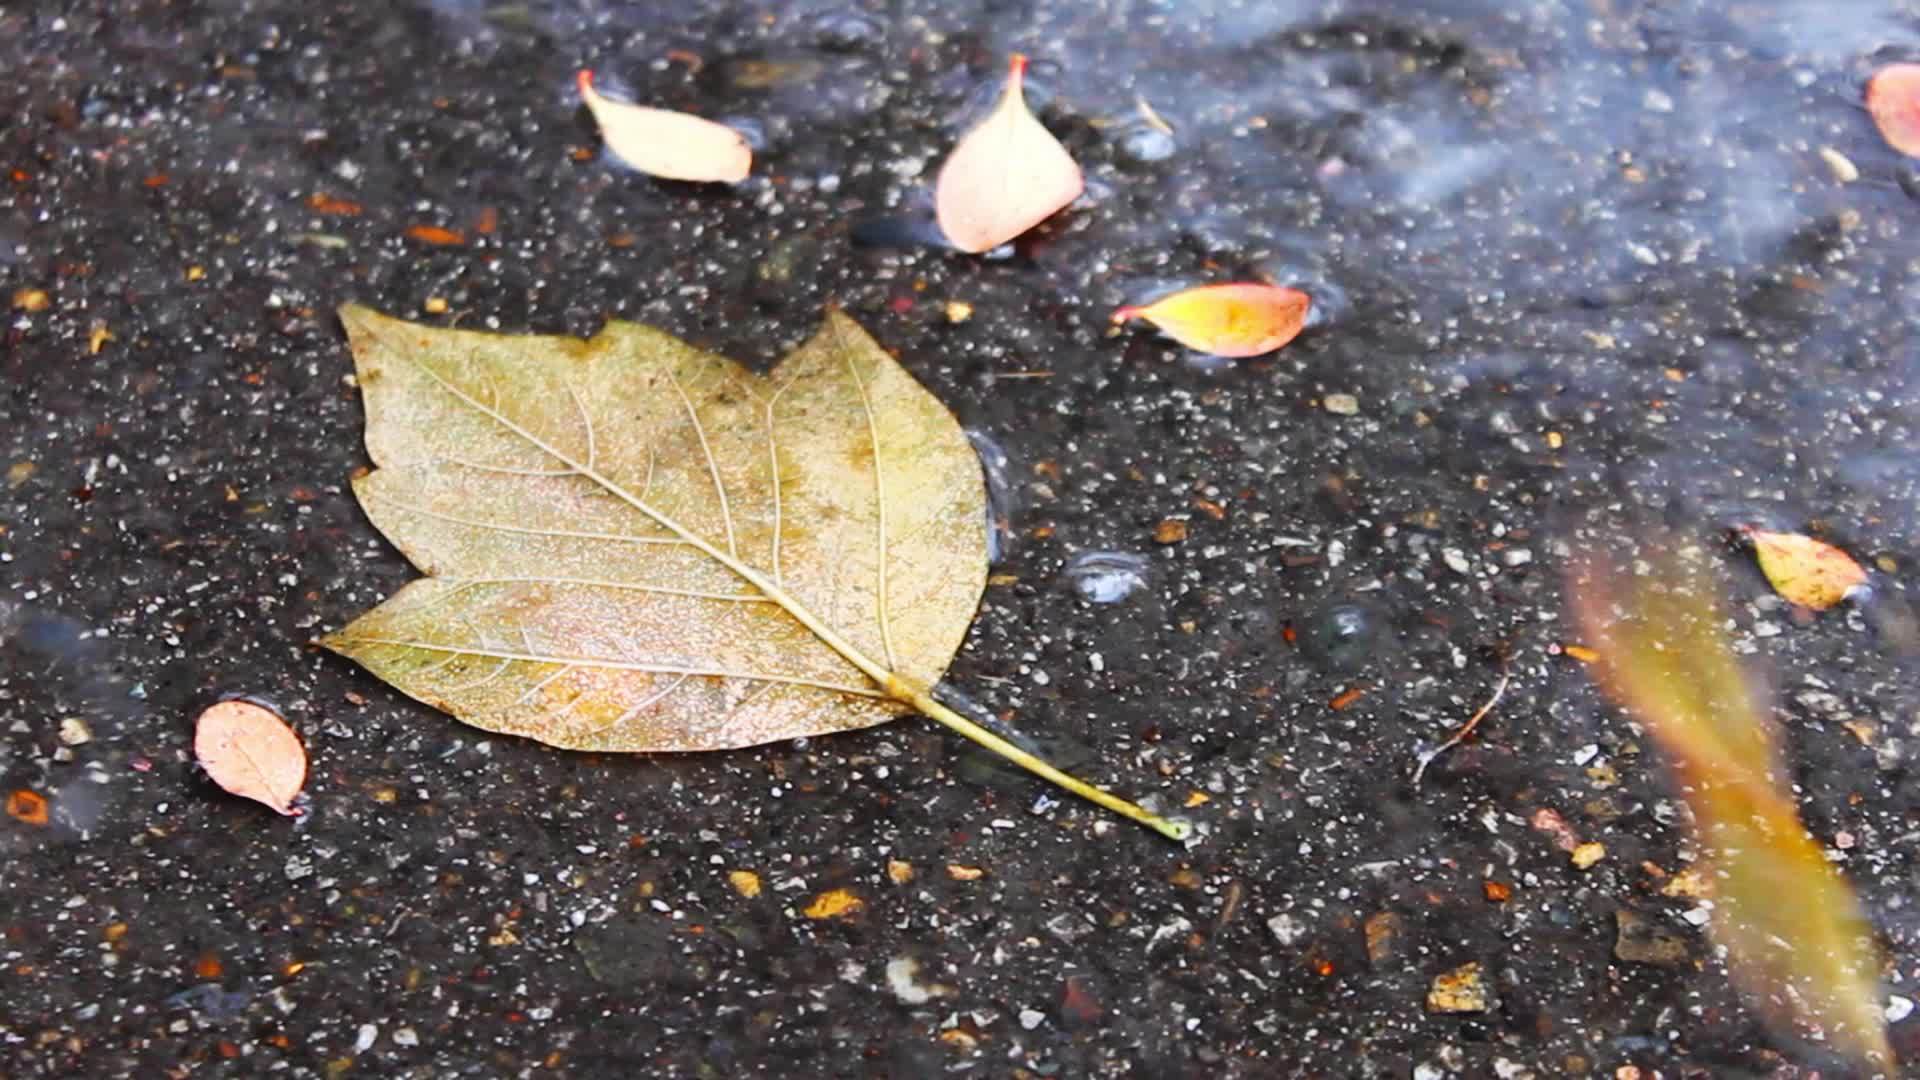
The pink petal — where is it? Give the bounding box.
[935,56,1084,253]
[195,699,307,816]
[1867,64,1920,159]
[577,69,752,184]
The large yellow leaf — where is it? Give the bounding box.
[324,306,1188,839]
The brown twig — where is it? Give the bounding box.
[1411,664,1513,790]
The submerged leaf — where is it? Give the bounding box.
[1867,63,1920,159]
[326,305,983,751]
[577,69,751,183]
[194,700,307,816]
[1743,528,1867,612]
[1112,283,1311,358]
[1568,541,1890,1071]
[935,55,1084,253]
[325,306,1191,841]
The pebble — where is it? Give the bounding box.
[1887,995,1915,1023]
[886,956,949,1005]
[353,1024,377,1053]
[58,717,92,745]
[1613,909,1689,968]
[1267,912,1306,946]
[1571,842,1606,869]
[1323,393,1359,416]
[1426,961,1494,1014]
[1442,548,1472,575]
[1018,1008,1045,1030]
[1363,911,1403,967]
[392,1027,419,1047]
[1819,146,1859,184]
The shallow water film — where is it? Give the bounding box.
[6,1,1920,1076]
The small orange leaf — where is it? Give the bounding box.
[1866,64,1920,158]
[934,55,1084,253]
[1743,528,1866,611]
[1112,283,1311,358]
[577,69,751,184]
[194,699,307,816]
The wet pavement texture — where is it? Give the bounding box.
[5,1,1920,1076]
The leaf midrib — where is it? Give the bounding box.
[361,315,913,701]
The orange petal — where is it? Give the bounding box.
[1744,528,1867,611]
[577,70,751,184]
[1112,283,1312,358]
[935,55,1084,253]
[1867,63,1920,158]
[194,699,307,816]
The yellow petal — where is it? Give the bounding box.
[935,56,1084,253]
[577,69,751,184]
[1745,528,1867,611]
[1112,283,1312,358]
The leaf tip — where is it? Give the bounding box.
[1008,53,1029,81]
[577,68,595,96]
[1111,305,1141,324]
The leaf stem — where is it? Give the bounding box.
[894,679,1193,842]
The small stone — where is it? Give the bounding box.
[1886,995,1914,1023]
[58,717,92,745]
[803,888,864,920]
[1660,867,1709,898]
[1613,909,1690,968]
[1267,912,1306,946]
[10,287,50,312]
[886,956,949,1005]
[392,1027,419,1047]
[886,859,914,884]
[727,870,762,898]
[353,1024,377,1053]
[1018,1008,1044,1030]
[422,296,449,314]
[944,300,973,323]
[1442,547,1472,575]
[1819,146,1859,183]
[1154,519,1189,544]
[1323,393,1359,416]
[1426,961,1494,1014]
[1363,911,1403,966]
[1571,841,1606,869]
[946,863,985,881]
